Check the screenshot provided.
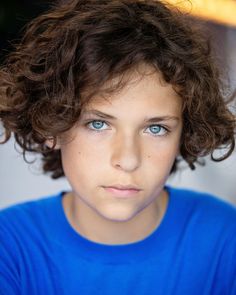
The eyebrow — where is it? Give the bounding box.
[82,109,180,122]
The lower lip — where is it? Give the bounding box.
[103,187,141,198]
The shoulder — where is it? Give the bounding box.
[0,192,64,258]
[167,186,236,235]
[167,187,236,292]
[0,192,63,234]
[0,192,62,215]
[0,193,64,292]
[168,185,236,215]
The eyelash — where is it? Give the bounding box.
[85,120,170,136]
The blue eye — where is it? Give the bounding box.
[87,120,108,131]
[147,125,167,136]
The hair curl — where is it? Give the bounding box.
[0,0,235,178]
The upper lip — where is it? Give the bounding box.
[103,184,142,190]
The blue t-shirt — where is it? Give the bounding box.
[0,186,236,295]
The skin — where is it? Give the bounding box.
[56,66,183,245]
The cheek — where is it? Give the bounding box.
[145,142,179,171]
[62,140,108,178]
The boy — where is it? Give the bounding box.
[0,0,236,294]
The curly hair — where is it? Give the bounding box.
[0,0,235,178]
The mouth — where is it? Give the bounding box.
[102,184,142,198]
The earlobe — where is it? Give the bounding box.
[45,138,61,150]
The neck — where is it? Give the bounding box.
[63,190,168,245]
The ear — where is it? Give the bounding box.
[45,138,61,150]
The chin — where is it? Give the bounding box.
[98,207,139,223]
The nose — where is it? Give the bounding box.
[110,132,141,172]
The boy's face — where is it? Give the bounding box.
[59,67,182,226]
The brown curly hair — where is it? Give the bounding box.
[0,0,235,179]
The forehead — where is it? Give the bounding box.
[82,64,182,116]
